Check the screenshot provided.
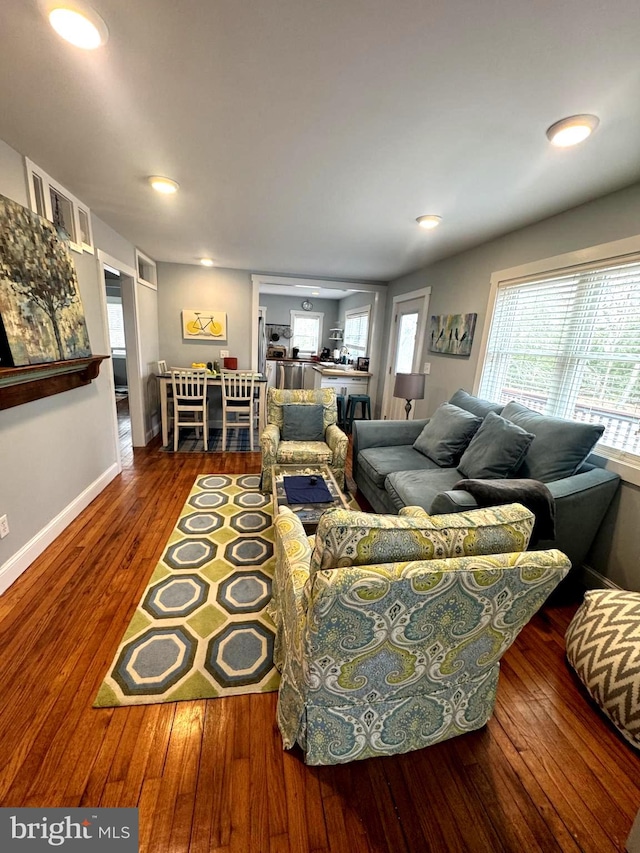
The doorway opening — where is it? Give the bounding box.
[381,287,431,420]
[104,267,133,462]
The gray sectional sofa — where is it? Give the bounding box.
[352,389,620,569]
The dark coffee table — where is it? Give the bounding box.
[271,464,350,533]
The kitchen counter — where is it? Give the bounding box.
[311,365,372,377]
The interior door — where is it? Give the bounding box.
[381,293,429,419]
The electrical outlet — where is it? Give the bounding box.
[0,515,9,539]
[220,349,229,358]
[423,362,431,374]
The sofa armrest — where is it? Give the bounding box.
[352,418,429,481]
[429,466,620,569]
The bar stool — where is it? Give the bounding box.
[346,394,371,433]
[336,394,346,430]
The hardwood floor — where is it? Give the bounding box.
[0,439,638,852]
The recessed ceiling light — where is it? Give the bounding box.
[416,215,442,230]
[148,176,179,194]
[44,3,108,49]
[546,115,599,147]
[200,258,214,267]
[312,291,320,296]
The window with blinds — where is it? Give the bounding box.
[478,258,640,459]
[291,311,323,354]
[343,307,370,355]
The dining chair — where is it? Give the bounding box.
[157,359,168,374]
[221,370,257,451]
[171,368,209,451]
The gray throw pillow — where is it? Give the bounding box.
[413,403,482,465]
[449,388,504,419]
[501,401,604,482]
[281,404,325,441]
[458,411,534,479]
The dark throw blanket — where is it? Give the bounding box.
[452,478,556,545]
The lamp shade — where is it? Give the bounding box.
[393,372,425,401]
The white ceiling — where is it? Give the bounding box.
[2,0,640,282]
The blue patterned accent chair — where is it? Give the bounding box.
[260,388,348,492]
[268,502,570,765]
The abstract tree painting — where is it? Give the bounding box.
[0,194,91,367]
[429,313,477,357]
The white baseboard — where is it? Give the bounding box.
[0,463,120,596]
[580,563,621,591]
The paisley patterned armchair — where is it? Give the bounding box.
[260,388,348,492]
[268,502,570,765]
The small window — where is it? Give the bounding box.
[136,249,158,289]
[291,310,323,354]
[50,187,77,244]
[32,173,46,218]
[343,306,371,356]
[77,207,92,250]
[107,299,126,351]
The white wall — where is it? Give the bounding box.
[157,264,254,369]
[384,181,640,590]
[0,138,152,592]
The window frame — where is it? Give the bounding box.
[24,158,94,254]
[343,304,371,357]
[290,309,324,356]
[474,234,640,486]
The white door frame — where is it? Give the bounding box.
[381,287,431,419]
[96,250,145,468]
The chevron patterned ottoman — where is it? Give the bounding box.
[565,589,640,750]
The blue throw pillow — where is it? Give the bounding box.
[281,404,325,441]
[458,411,534,479]
[413,402,482,465]
[501,401,605,481]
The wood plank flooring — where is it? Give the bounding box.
[0,432,638,852]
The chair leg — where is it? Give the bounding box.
[203,405,208,451]
[174,418,179,451]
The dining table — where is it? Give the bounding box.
[158,373,268,448]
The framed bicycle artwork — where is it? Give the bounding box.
[182,309,227,340]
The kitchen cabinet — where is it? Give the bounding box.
[310,367,371,401]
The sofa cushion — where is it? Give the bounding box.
[358,445,440,489]
[501,401,604,482]
[449,388,504,419]
[566,590,640,751]
[458,411,534,479]
[277,441,333,465]
[309,503,534,574]
[385,467,463,512]
[281,403,324,441]
[413,403,482,465]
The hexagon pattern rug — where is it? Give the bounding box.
[94,474,279,706]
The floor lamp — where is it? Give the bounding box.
[393,372,426,419]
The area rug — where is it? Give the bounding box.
[95,474,279,707]
[161,427,256,452]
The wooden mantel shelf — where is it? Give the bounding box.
[0,355,110,411]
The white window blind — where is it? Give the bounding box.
[344,308,370,355]
[479,258,640,459]
[107,301,126,351]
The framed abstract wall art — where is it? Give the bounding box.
[0,194,91,367]
[182,309,227,340]
[429,313,477,357]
